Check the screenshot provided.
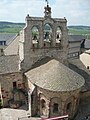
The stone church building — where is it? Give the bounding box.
[0,4,90,119]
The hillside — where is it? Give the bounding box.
[0,21,25,33]
[0,21,90,38]
[68,26,90,38]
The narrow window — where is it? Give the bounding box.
[31,26,39,48]
[4,41,6,45]
[13,82,17,88]
[41,99,46,108]
[56,27,62,43]
[67,102,72,111]
[0,41,3,45]
[87,66,89,70]
[53,103,58,113]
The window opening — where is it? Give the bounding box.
[0,41,3,45]
[41,99,46,108]
[13,82,17,88]
[44,23,52,43]
[56,27,62,44]
[53,103,59,113]
[87,66,89,70]
[67,102,72,111]
[32,26,39,46]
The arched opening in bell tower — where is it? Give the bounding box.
[44,23,52,47]
[31,26,39,48]
[56,26,62,43]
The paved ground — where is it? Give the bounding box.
[0,108,28,120]
[0,108,41,120]
[0,97,90,120]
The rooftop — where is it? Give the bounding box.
[68,59,90,91]
[0,33,16,45]
[25,58,85,92]
[69,35,86,42]
[4,35,19,55]
[0,55,19,74]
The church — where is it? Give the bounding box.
[0,3,90,119]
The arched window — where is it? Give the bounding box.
[53,103,59,113]
[56,26,62,44]
[67,102,72,112]
[44,23,52,43]
[31,26,39,47]
[41,99,46,108]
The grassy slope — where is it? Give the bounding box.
[68,26,90,38]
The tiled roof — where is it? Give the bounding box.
[0,55,19,74]
[69,35,86,42]
[0,33,16,45]
[4,35,19,55]
[68,59,90,91]
[25,59,85,92]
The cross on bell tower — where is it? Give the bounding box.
[44,0,51,18]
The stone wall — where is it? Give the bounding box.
[31,86,80,119]
[0,72,25,106]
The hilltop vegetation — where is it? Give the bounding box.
[0,21,90,38]
[68,26,90,38]
[0,22,25,33]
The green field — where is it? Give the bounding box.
[68,26,90,39]
[0,22,90,39]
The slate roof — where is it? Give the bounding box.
[68,59,90,91]
[0,33,16,45]
[0,55,19,74]
[4,35,19,55]
[69,35,86,42]
[25,59,85,92]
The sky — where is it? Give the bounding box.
[0,0,90,26]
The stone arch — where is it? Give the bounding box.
[44,23,52,47]
[9,88,27,108]
[50,97,62,117]
[56,26,62,47]
[31,25,39,48]
[39,93,49,118]
[64,96,75,117]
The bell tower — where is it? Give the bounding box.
[44,0,51,18]
[19,0,69,72]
